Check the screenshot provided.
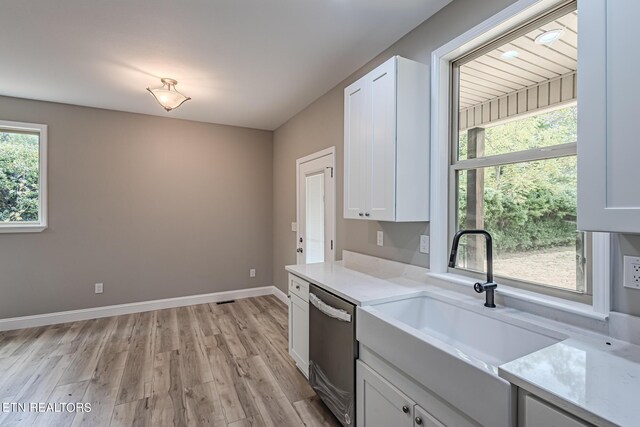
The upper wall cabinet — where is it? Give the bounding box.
[578,0,640,232]
[344,56,429,222]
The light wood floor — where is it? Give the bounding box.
[0,295,340,426]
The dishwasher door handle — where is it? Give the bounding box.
[309,293,352,322]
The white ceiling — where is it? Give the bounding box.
[0,0,450,130]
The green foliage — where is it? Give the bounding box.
[458,106,577,253]
[0,132,40,222]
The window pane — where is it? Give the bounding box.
[458,106,577,161]
[0,131,40,222]
[455,156,583,291]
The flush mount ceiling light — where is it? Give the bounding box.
[535,29,565,45]
[500,50,519,60]
[146,78,191,111]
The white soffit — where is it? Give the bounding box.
[459,11,577,110]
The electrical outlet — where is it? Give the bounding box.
[249,268,256,278]
[95,283,104,294]
[420,235,430,254]
[291,222,297,232]
[623,256,640,290]
[377,231,383,246]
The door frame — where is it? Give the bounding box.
[296,146,336,263]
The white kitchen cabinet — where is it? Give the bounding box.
[356,360,415,427]
[521,395,588,427]
[344,56,429,222]
[356,360,448,427]
[578,0,640,232]
[414,405,446,427]
[288,274,309,377]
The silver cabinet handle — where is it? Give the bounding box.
[365,212,370,217]
[415,417,422,425]
[358,212,364,217]
[402,405,409,414]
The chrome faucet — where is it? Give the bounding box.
[448,229,497,308]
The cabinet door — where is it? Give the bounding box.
[578,0,640,232]
[414,405,445,427]
[523,395,588,427]
[368,58,397,221]
[356,361,414,427]
[289,293,309,377]
[344,78,369,220]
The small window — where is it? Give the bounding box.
[449,3,589,301]
[0,121,47,232]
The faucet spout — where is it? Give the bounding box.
[448,229,497,308]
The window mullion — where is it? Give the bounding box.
[452,142,577,171]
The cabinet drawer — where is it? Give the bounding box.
[289,274,309,301]
[524,395,588,427]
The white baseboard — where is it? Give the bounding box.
[0,286,285,332]
[272,286,289,305]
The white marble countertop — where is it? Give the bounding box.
[285,261,423,305]
[499,336,640,427]
[287,255,640,426]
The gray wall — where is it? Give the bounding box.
[0,96,273,318]
[612,234,640,317]
[272,0,517,292]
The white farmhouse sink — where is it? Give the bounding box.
[357,293,566,427]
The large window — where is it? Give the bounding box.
[448,3,589,301]
[0,121,47,232]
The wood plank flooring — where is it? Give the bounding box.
[0,296,340,427]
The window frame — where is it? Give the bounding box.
[449,102,589,302]
[429,0,611,318]
[0,120,48,233]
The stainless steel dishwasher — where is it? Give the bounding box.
[308,284,357,426]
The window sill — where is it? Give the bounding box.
[0,224,47,233]
[426,272,609,321]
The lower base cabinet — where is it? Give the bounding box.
[357,360,445,427]
[520,392,589,427]
[288,274,309,377]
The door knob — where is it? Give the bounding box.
[415,417,422,425]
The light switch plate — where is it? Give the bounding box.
[95,283,104,294]
[291,222,297,232]
[377,231,383,246]
[623,256,640,290]
[420,235,430,254]
[249,269,256,278]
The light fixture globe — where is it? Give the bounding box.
[501,50,519,60]
[535,29,565,45]
[147,78,191,111]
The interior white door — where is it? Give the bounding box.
[297,150,336,264]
